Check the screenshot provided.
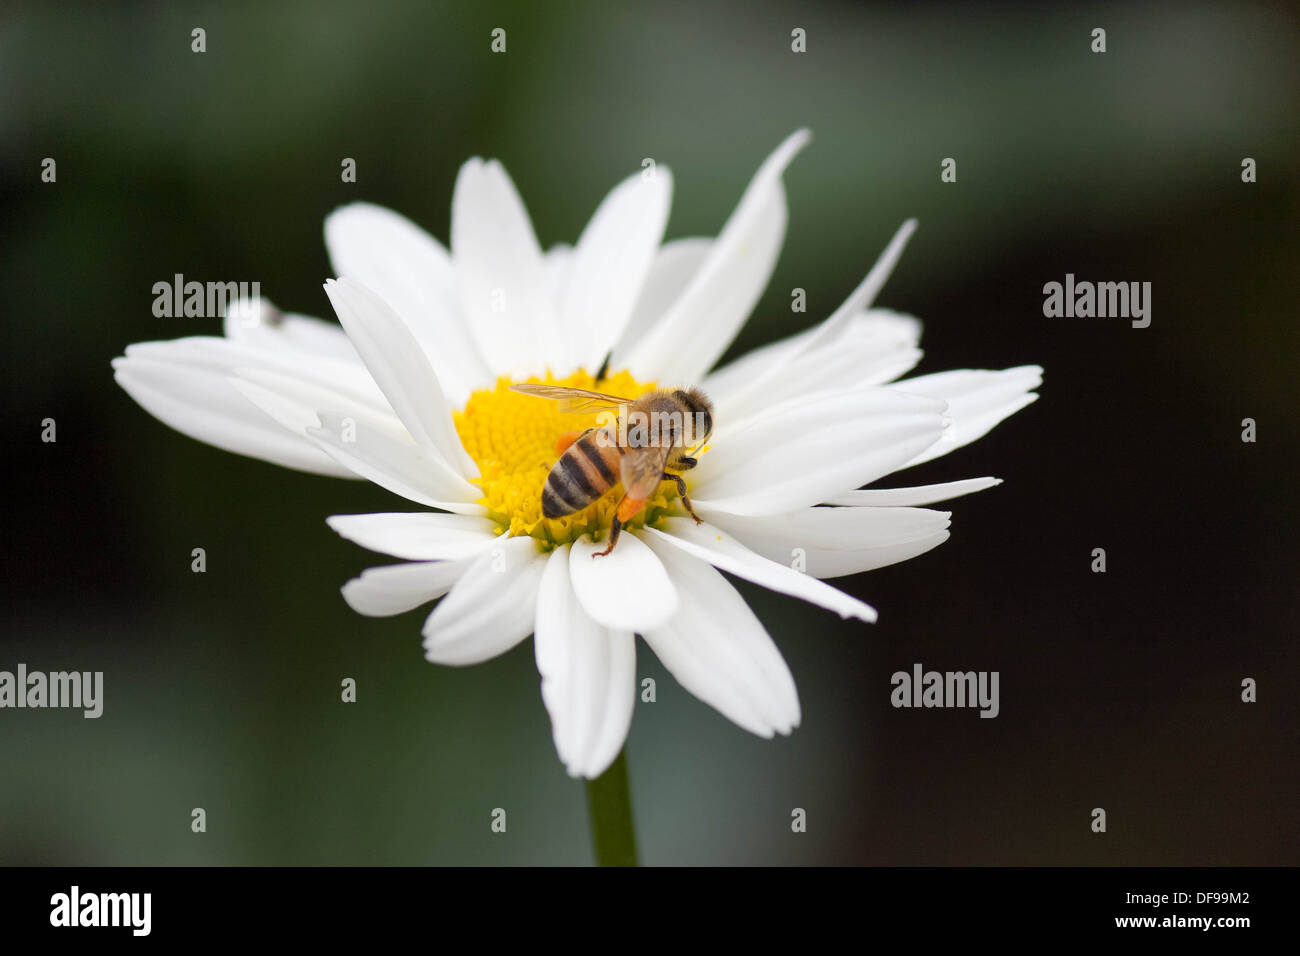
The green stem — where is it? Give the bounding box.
[585,747,638,866]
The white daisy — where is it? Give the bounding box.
[113,130,1041,779]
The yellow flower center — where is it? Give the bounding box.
[453,369,686,548]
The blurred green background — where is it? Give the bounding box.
[2,0,1297,864]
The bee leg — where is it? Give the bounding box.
[663,472,703,525]
[555,429,586,456]
[676,456,697,470]
[594,516,623,557]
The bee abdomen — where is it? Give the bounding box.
[541,430,617,518]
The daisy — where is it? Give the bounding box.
[113,130,1041,782]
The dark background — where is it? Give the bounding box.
[1,0,1296,864]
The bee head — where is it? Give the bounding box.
[673,387,714,448]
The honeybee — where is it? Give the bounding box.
[508,383,714,556]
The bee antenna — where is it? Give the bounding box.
[594,351,612,382]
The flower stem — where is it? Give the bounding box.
[584,747,638,866]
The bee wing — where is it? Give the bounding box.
[619,444,671,500]
[508,383,632,414]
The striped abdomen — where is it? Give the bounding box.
[542,427,622,518]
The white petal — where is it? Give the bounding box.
[112,351,354,477]
[324,277,477,477]
[223,297,362,364]
[701,506,951,578]
[893,366,1042,467]
[620,130,810,383]
[559,167,673,372]
[124,335,390,412]
[707,308,925,426]
[120,331,390,434]
[451,158,563,376]
[305,410,484,513]
[690,387,947,516]
[647,519,876,622]
[227,367,401,446]
[535,547,636,778]
[341,560,475,617]
[544,243,573,303]
[824,477,1001,507]
[324,203,491,403]
[705,308,921,404]
[568,533,678,632]
[640,533,800,737]
[326,513,501,561]
[722,218,918,410]
[616,238,711,362]
[422,536,546,666]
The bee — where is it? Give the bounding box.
[508,383,714,556]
